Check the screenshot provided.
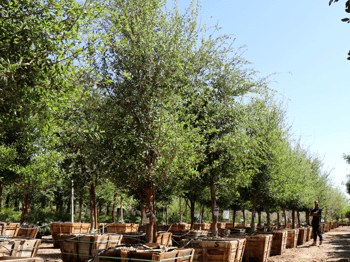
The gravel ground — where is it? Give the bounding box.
[34,227,350,262]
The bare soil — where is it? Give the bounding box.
[35,227,350,262]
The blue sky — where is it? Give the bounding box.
[176,0,350,192]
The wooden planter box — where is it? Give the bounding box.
[0,258,43,262]
[305,227,312,242]
[210,223,226,229]
[173,230,208,245]
[59,234,123,262]
[50,223,91,248]
[229,228,246,235]
[0,239,41,258]
[170,223,191,232]
[91,247,194,262]
[286,229,299,248]
[193,223,211,230]
[235,234,272,262]
[105,223,139,234]
[180,238,243,262]
[0,223,20,237]
[225,223,238,229]
[297,228,307,245]
[17,225,40,239]
[259,230,287,255]
[323,223,330,232]
[157,224,171,231]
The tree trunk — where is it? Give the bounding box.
[112,193,117,223]
[297,210,300,227]
[0,181,3,219]
[251,195,257,233]
[232,209,236,228]
[90,181,98,230]
[258,211,262,228]
[190,199,195,230]
[78,196,83,223]
[277,212,280,228]
[185,199,188,224]
[282,206,287,227]
[20,182,30,224]
[166,204,168,224]
[292,206,295,229]
[145,187,155,243]
[266,204,271,232]
[179,197,182,223]
[306,210,310,225]
[152,191,157,243]
[210,183,218,236]
[200,205,204,223]
[242,210,245,226]
[120,196,124,223]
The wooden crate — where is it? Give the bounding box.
[170,224,191,232]
[180,238,240,262]
[193,224,211,230]
[173,231,208,246]
[286,229,299,248]
[17,225,39,239]
[235,234,272,262]
[91,247,194,262]
[323,223,330,232]
[50,223,91,248]
[259,230,287,255]
[305,227,312,242]
[0,223,20,237]
[0,258,43,262]
[210,223,226,229]
[105,224,139,234]
[59,233,123,262]
[0,239,41,258]
[297,228,307,245]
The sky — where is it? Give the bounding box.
[175,0,350,192]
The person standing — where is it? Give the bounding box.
[310,200,323,246]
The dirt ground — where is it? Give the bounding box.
[36,226,350,262]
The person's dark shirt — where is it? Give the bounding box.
[311,206,322,226]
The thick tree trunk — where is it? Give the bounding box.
[152,191,157,242]
[179,197,182,223]
[90,181,98,230]
[112,193,117,223]
[20,182,30,224]
[306,210,310,225]
[266,204,271,232]
[258,211,262,228]
[282,206,287,227]
[297,210,300,227]
[251,195,257,233]
[145,187,155,243]
[292,206,295,229]
[0,181,3,219]
[277,212,280,228]
[78,196,83,223]
[210,183,218,236]
[190,200,195,229]
[120,196,124,223]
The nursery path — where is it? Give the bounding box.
[269,226,350,262]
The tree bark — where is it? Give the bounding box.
[112,193,117,223]
[0,181,3,219]
[258,211,262,228]
[20,182,30,224]
[200,205,204,223]
[277,212,280,228]
[190,199,195,230]
[179,197,182,223]
[242,210,245,226]
[185,199,188,224]
[282,206,287,227]
[306,210,310,225]
[292,206,295,229]
[120,196,124,223]
[145,187,155,243]
[90,181,98,230]
[297,210,300,227]
[266,204,271,232]
[251,195,257,233]
[78,195,83,223]
[232,209,236,228]
[152,191,157,243]
[166,204,168,224]
[210,183,218,236]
